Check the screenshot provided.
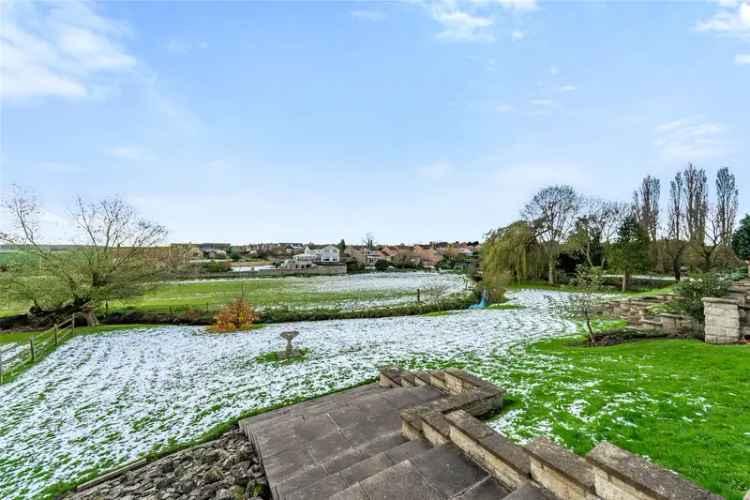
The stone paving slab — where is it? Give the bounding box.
[244,381,521,500]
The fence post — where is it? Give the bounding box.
[54,325,59,346]
[71,313,76,329]
[29,338,35,362]
[417,288,421,303]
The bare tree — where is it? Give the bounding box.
[522,185,580,284]
[633,175,661,242]
[362,232,375,250]
[663,172,689,281]
[0,187,168,325]
[715,167,738,246]
[568,198,627,268]
[684,163,708,244]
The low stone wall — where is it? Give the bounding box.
[380,366,723,500]
[703,297,743,344]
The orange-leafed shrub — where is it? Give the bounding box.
[210,298,258,332]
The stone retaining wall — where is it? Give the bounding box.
[380,366,723,500]
[703,279,750,344]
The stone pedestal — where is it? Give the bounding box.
[702,297,741,344]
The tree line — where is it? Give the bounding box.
[482,164,746,291]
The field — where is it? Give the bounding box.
[0,289,746,499]
[0,272,471,317]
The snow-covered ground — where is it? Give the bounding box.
[0,290,573,499]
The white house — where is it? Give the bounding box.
[293,245,340,264]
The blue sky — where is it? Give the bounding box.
[1,0,748,244]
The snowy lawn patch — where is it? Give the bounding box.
[414,336,748,500]
[110,272,471,314]
[0,290,568,499]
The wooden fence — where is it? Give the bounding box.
[0,314,77,384]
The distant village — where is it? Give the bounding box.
[171,241,481,274]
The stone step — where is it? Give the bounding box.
[280,438,433,500]
[502,482,555,499]
[325,443,497,500]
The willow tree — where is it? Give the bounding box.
[0,187,168,325]
[481,221,545,303]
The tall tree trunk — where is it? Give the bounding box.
[672,257,682,282]
[81,309,99,327]
[621,271,630,292]
[548,258,555,285]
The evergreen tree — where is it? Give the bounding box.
[607,214,650,291]
[732,214,750,261]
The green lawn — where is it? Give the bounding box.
[0,277,422,317]
[409,337,749,499]
[110,278,416,313]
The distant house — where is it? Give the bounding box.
[413,245,442,269]
[293,245,341,264]
[198,243,231,259]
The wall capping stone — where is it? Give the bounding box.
[378,366,724,500]
[525,437,596,499]
[587,441,723,500]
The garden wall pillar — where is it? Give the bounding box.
[702,297,741,344]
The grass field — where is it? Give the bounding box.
[0,272,469,318]
[1,290,745,498]
[412,337,749,499]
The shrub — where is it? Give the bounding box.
[374,260,389,272]
[210,298,258,332]
[202,261,231,273]
[672,273,731,322]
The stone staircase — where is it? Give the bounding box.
[240,382,513,499]
[240,368,723,500]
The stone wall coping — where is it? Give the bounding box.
[702,297,740,305]
[445,368,506,397]
[446,410,530,476]
[445,410,495,440]
[478,432,531,477]
[586,441,723,500]
[414,371,434,385]
[656,313,689,319]
[422,410,451,438]
[525,437,594,492]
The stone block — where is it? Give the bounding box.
[448,424,528,489]
[525,437,595,500]
[587,441,722,500]
[401,419,422,441]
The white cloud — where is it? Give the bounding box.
[469,0,538,11]
[351,10,386,22]
[417,161,453,181]
[654,118,729,161]
[560,84,576,92]
[110,146,145,160]
[432,7,495,43]
[0,0,136,100]
[496,104,513,112]
[735,53,750,64]
[423,0,539,43]
[696,1,750,39]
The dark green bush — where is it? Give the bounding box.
[374,260,389,272]
[202,261,231,273]
[672,273,731,321]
